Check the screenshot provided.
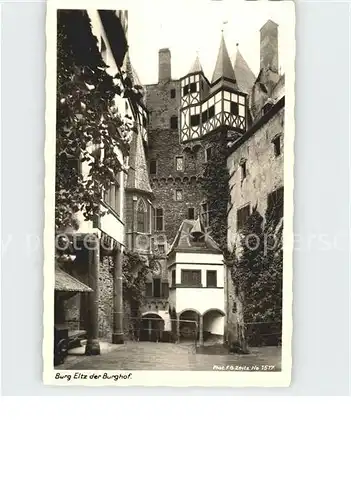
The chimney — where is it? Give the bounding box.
[158,48,171,82]
[260,20,279,73]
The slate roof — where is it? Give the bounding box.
[125,131,153,194]
[168,219,222,255]
[55,266,93,293]
[189,55,203,74]
[232,47,256,95]
[211,34,236,84]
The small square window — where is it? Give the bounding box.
[150,160,157,175]
[190,114,200,127]
[230,101,239,115]
[157,244,165,254]
[170,116,178,129]
[188,207,195,219]
[206,270,217,288]
[176,156,184,171]
[205,147,212,162]
[170,89,176,98]
[190,82,197,93]
[175,189,183,201]
[273,136,281,157]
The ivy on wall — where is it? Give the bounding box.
[122,251,157,315]
[201,132,232,253]
[56,10,140,231]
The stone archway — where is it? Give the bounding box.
[140,313,165,342]
[203,309,225,341]
[178,309,200,342]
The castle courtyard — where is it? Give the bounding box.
[59,341,281,372]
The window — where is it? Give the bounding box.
[181,270,202,287]
[202,109,208,123]
[267,187,284,222]
[188,207,195,220]
[103,176,121,216]
[161,282,169,298]
[157,244,165,254]
[232,302,237,313]
[201,202,210,227]
[237,205,250,231]
[190,114,200,127]
[206,270,217,288]
[230,101,239,115]
[189,82,197,93]
[272,135,281,157]
[208,105,215,119]
[183,84,189,96]
[205,147,212,162]
[155,208,164,231]
[146,282,153,297]
[150,160,157,175]
[170,116,178,129]
[136,199,147,233]
[240,159,247,180]
[153,278,161,298]
[170,88,176,98]
[175,189,183,201]
[175,156,184,171]
[171,270,176,287]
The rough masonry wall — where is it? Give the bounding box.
[98,256,114,338]
[226,106,284,327]
[145,81,228,244]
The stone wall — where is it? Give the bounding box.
[226,103,284,327]
[98,255,114,339]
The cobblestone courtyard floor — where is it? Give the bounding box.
[59,341,281,371]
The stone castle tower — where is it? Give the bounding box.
[144,31,258,248]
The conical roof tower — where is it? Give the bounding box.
[211,33,237,91]
[232,44,256,95]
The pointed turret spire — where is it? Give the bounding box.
[189,54,203,74]
[211,33,236,84]
[232,45,256,94]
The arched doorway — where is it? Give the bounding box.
[203,309,225,341]
[140,313,164,342]
[179,310,199,342]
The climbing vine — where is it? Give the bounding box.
[202,131,238,253]
[56,10,141,231]
[122,251,157,314]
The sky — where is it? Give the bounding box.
[126,0,294,85]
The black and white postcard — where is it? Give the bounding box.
[44,0,295,386]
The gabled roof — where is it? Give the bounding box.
[233,47,256,95]
[125,131,152,194]
[211,34,236,84]
[55,266,93,293]
[189,55,203,74]
[168,219,222,255]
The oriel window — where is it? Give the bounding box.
[136,199,147,233]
